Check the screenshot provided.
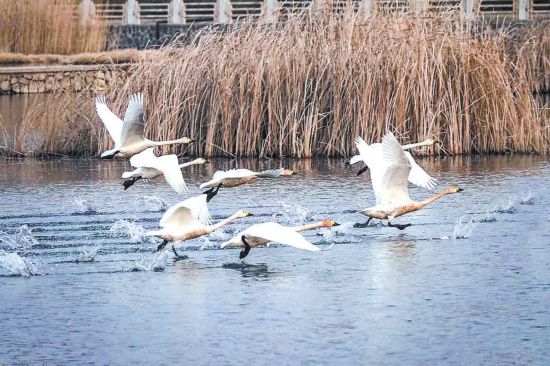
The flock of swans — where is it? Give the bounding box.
[95,93,463,260]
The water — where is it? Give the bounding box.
[0,156,549,364]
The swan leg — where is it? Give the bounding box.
[388,221,411,230]
[157,240,168,251]
[123,176,142,190]
[353,217,373,228]
[239,235,251,259]
[172,246,188,261]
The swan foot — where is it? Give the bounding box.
[356,165,369,176]
[123,176,142,190]
[353,217,373,228]
[239,236,251,259]
[388,222,411,230]
[157,240,168,251]
[172,246,188,261]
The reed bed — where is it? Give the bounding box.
[0,0,107,55]
[2,7,548,157]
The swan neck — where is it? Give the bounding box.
[207,212,242,232]
[179,159,201,168]
[418,189,453,208]
[151,137,187,147]
[292,221,325,232]
[402,140,430,150]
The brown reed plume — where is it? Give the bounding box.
[0,0,107,55]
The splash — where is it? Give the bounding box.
[0,251,38,277]
[272,203,311,224]
[471,213,497,223]
[76,247,99,263]
[442,217,476,240]
[124,251,170,272]
[0,225,38,251]
[520,190,534,205]
[490,197,516,214]
[110,220,154,244]
[143,196,168,212]
[72,197,97,215]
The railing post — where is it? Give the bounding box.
[518,0,528,19]
[264,0,279,22]
[362,0,372,19]
[169,0,186,24]
[78,0,96,24]
[125,0,141,24]
[215,0,233,23]
[462,0,475,20]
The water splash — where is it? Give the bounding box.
[76,247,99,263]
[72,197,97,215]
[442,217,476,240]
[471,213,497,223]
[110,220,154,243]
[490,197,516,214]
[124,251,170,272]
[0,225,38,251]
[272,203,311,224]
[520,190,534,205]
[143,196,168,212]
[0,251,38,277]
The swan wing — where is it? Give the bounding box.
[129,147,156,168]
[404,151,437,190]
[379,132,412,205]
[120,93,146,146]
[354,136,371,164]
[160,194,211,230]
[154,154,188,195]
[95,96,122,146]
[221,169,256,178]
[245,222,320,252]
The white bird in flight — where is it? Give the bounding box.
[199,168,294,190]
[221,222,323,259]
[121,148,207,194]
[146,188,252,258]
[356,132,463,229]
[95,93,193,159]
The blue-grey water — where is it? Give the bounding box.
[0,156,549,365]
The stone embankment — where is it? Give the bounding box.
[0,64,130,94]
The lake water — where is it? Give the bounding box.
[0,156,549,365]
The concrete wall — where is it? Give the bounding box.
[0,65,130,95]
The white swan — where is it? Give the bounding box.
[356,132,463,229]
[349,135,437,190]
[199,168,293,190]
[221,221,328,259]
[121,148,207,194]
[146,189,252,257]
[95,93,193,159]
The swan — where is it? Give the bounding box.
[356,132,463,229]
[220,220,337,259]
[95,93,193,159]
[221,218,340,255]
[146,188,252,257]
[349,135,438,184]
[121,148,207,193]
[199,168,292,189]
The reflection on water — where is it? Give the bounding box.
[0,156,549,364]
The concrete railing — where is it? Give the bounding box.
[78,0,550,24]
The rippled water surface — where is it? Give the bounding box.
[1,156,549,365]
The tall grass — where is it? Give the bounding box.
[0,0,107,55]
[2,7,548,157]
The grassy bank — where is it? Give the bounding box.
[0,0,107,55]
[1,9,549,157]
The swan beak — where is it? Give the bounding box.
[189,139,196,143]
[204,160,209,163]
[247,213,255,216]
[457,187,464,192]
[333,222,341,226]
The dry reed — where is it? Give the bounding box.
[2,7,549,157]
[0,50,147,66]
[0,0,107,55]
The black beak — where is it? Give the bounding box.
[457,188,464,192]
[204,160,209,163]
[333,222,341,226]
[247,213,255,216]
[357,166,369,176]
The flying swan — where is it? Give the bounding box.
[146,187,252,257]
[356,132,463,230]
[221,219,340,259]
[121,147,207,194]
[199,168,294,190]
[95,93,193,159]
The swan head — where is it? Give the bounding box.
[236,210,254,218]
[322,219,340,227]
[447,185,464,193]
[194,158,208,165]
[281,169,296,176]
[180,137,194,144]
[425,137,442,146]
